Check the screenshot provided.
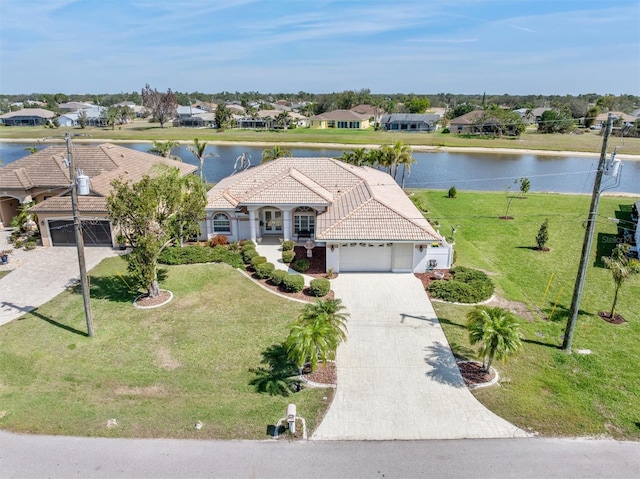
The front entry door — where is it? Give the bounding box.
[263,209,282,233]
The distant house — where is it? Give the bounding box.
[309,109,370,129]
[58,106,108,127]
[0,108,55,126]
[449,110,485,134]
[593,111,637,128]
[58,102,94,113]
[237,110,307,129]
[0,144,196,246]
[381,114,440,132]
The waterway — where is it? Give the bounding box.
[1,142,638,194]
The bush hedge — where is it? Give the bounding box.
[270,269,288,286]
[241,242,256,252]
[291,259,310,273]
[308,278,330,297]
[281,240,295,251]
[242,248,258,263]
[250,255,267,269]
[427,266,494,303]
[282,274,305,293]
[255,262,275,279]
[158,245,243,268]
[282,250,295,263]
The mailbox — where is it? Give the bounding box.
[287,403,296,434]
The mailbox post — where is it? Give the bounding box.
[287,404,296,434]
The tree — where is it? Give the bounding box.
[536,219,549,250]
[77,110,88,129]
[141,84,177,128]
[275,110,292,130]
[537,110,575,133]
[467,306,523,372]
[601,244,640,318]
[106,168,206,298]
[517,177,531,197]
[24,146,37,154]
[214,104,232,131]
[261,145,292,163]
[380,141,414,185]
[149,140,179,159]
[405,96,430,114]
[188,138,218,179]
[286,299,349,372]
[117,105,134,125]
[100,106,118,130]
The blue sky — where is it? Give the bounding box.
[0,0,638,95]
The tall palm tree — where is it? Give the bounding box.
[467,306,523,372]
[275,110,292,130]
[188,138,218,179]
[602,244,640,318]
[261,145,292,163]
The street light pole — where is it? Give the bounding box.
[65,133,94,337]
[562,114,614,351]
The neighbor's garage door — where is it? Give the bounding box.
[339,243,392,272]
[49,220,112,246]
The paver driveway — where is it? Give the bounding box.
[312,273,528,440]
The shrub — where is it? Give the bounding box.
[282,240,295,251]
[410,195,429,212]
[242,248,258,263]
[308,278,330,297]
[255,262,275,279]
[291,259,310,273]
[158,245,243,268]
[209,235,228,246]
[282,250,295,263]
[241,242,256,252]
[427,266,494,303]
[448,186,457,198]
[23,239,37,250]
[271,269,288,286]
[250,255,267,269]
[282,274,304,293]
[441,128,450,134]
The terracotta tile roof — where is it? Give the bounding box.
[207,157,443,242]
[29,196,108,214]
[0,143,196,196]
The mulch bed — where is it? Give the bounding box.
[301,362,336,385]
[457,361,496,387]
[598,311,627,324]
[135,290,172,307]
[414,270,451,290]
[252,273,335,302]
[292,246,333,278]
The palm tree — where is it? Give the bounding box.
[602,244,640,318]
[382,141,414,183]
[286,298,350,372]
[261,145,292,163]
[275,110,292,130]
[149,140,180,159]
[467,306,523,372]
[188,138,218,179]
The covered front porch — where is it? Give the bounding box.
[248,205,318,244]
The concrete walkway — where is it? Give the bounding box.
[0,229,118,326]
[312,273,529,440]
[255,239,314,286]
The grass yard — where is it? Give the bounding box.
[412,190,640,439]
[2,122,640,155]
[0,258,330,439]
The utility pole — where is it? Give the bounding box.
[65,133,95,337]
[562,114,614,351]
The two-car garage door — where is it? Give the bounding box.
[49,220,113,246]
[339,243,392,272]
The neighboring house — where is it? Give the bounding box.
[0,108,55,126]
[0,144,196,246]
[593,111,637,128]
[309,109,370,129]
[381,113,440,132]
[449,110,485,134]
[351,104,383,125]
[173,106,213,127]
[237,110,307,129]
[204,157,453,273]
[58,101,94,113]
[531,107,552,124]
[58,106,108,127]
[176,105,207,119]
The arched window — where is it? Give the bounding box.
[212,213,231,233]
[294,207,315,234]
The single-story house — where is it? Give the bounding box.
[309,110,370,129]
[381,114,440,132]
[0,108,55,126]
[0,144,196,246]
[236,110,308,129]
[58,102,94,113]
[449,110,484,134]
[593,111,637,128]
[58,106,109,127]
[204,157,453,273]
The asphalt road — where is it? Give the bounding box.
[1,431,639,478]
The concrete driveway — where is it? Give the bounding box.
[312,273,528,440]
[0,230,118,326]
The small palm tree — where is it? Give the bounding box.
[467,306,523,372]
[261,145,292,163]
[602,244,640,318]
[299,299,349,341]
[188,138,218,179]
[149,140,180,159]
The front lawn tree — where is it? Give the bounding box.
[518,177,531,197]
[467,306,523,372]
[536,219,549,251]
[141,84,177,128]
[215,104,232,131]
[601,243,640,319]
[188,138,218,179]
[107,168,206,298]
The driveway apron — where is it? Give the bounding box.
[312,273,528,440]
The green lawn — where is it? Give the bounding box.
[0,259,330,439]
[413,190,640,439]
[2,122,640,155]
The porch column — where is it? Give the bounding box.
[248,209,257,242]
[282,207,293,241]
